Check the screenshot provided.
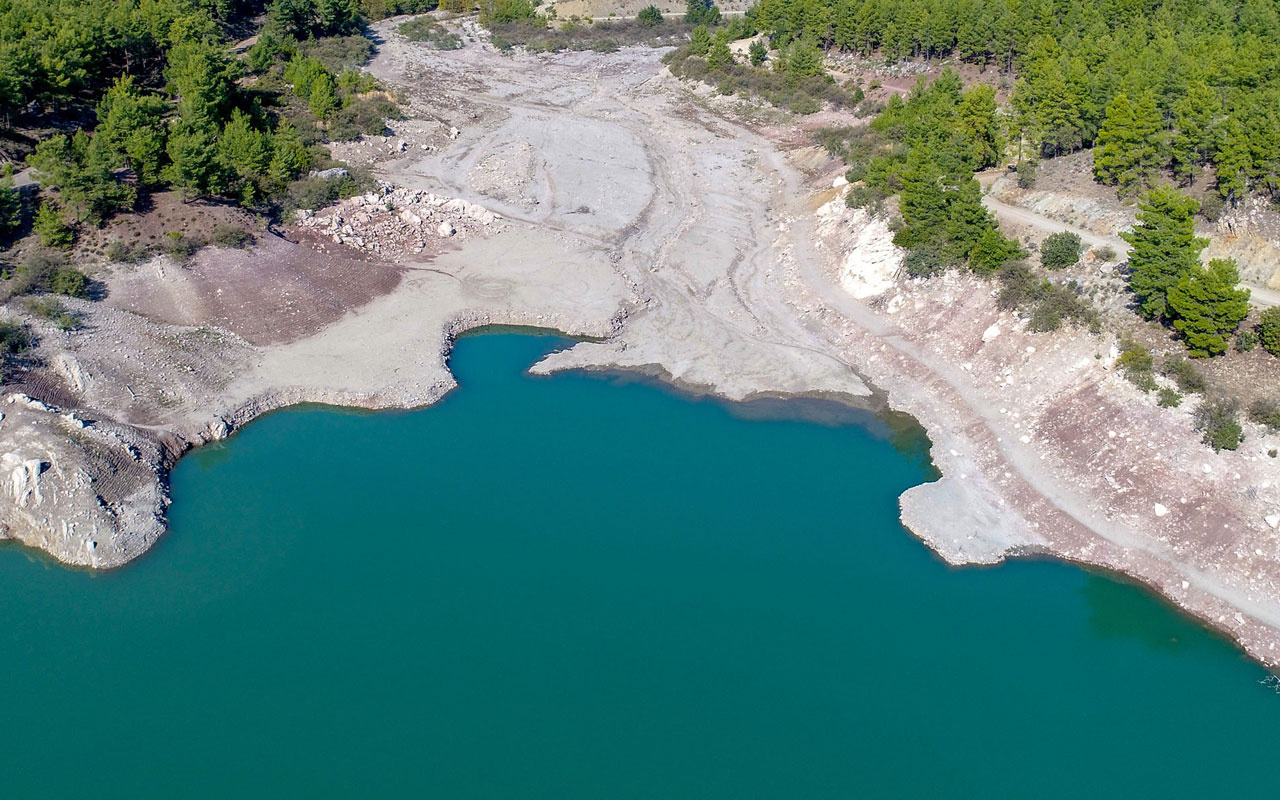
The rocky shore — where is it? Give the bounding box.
[3,19,1279,670]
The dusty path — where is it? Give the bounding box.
[981,178,1279,308]
[982,193,1128,253]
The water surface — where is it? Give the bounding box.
[2,332,1277,798]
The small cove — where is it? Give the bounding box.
[2,330,1278,798]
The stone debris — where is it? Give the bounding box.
[296,182,500,257]
[7,393,52,412]
[309,167,350,180]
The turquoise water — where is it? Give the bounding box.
[2,331,1278,798]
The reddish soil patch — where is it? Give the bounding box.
[105,231,403,346]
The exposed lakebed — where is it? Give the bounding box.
[2,332,1277,798]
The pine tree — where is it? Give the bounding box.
[1214,117,1252,205]
[1167,258,1251,357]
[1034,72,1085,156]
[165,40,238,130]
[707,38,733,69]
[33,201,74,249]
[94,76,168,184]
[1170,82,1219,184]
[956,83,1002,169]
[688,26,711,56]
[268,121,313,191]
[685,0,719,25]
[308,72,338,118]
[783,40,824,77]
[218,110,273,203]
[165,121,220,199]
[968,225,1021,275]
[1259,307,1280,356]
[28,131,135,223]
[0,176,21,237]
[1122,186,1208,321]
[1094,92,1161,193]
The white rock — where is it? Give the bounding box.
[1154,503,1170,517]
[1266,514,1280,530]
[437,220,456,237]
[3,453,44,507]
[982,323,1001,343]
[208,417,229,440]
[6,393,51,412]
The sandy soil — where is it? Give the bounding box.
[3,17,1280,670]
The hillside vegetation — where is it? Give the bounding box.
[750,0,1280,203]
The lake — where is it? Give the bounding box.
[2,331,1277,798]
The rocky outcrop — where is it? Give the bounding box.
[0,394,167,568]
[296,182,500,258]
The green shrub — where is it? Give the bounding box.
[3,251,78,300]
[1235,329,1258,352]
[1248,399,1280,431]
[161,231,207,263]
[300,35,376,72]
[0,319,33,353]
[1027,281,1098,332]
[995,260,1044,310]
[34,202,74,249]
[1160,354,1208,394]
[399,16,464,48]
[105,240,150,263]
[1199,193,1225,222]
[1040,231,1082,270]
[1116,340,1156,391]
[1156,387,1182,407]
[211,224,255,249]
[1015,159,1036,189]
[479,0,537,24]
[1260,307,1280,356]
[1094,245,1116,262]
[637,5,663,25]
[966,226,1023,276]
[845,184,888,216]
[903,245,951,278]
[23,296,78,331]
[1194,397,1243,451]
[284,171,367,212]
[49,266,89,298]
[328,96,399,141]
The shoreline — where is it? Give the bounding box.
[3,29,1280,671]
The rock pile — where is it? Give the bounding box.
[295,182,501,258]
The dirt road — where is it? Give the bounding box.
[982,185,1278,308]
